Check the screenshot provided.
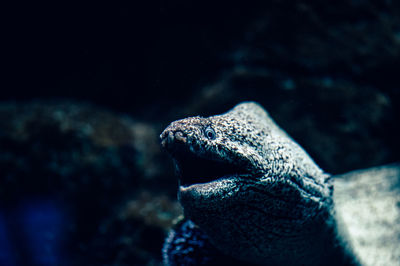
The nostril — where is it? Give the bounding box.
[175,131,186,143]
[160,131,172,149]
[160,130,187,150]
[160,131,166,142]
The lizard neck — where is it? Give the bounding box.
[180,175,361,265]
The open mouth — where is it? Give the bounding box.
[172,152,250,187]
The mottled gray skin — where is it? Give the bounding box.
[161,102,390,265]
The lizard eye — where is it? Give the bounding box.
[204,126,217,140]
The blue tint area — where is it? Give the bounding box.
[0,212,16,266]
[18,200,66,266]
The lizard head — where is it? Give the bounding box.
[160,102,277,185]
[160,102,333,263]
[160,106,263,187]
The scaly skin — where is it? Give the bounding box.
[161,102,360,265]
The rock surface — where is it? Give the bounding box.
[0,101,180,265]
[334,164,400,266]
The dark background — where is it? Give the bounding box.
[1,1,399,265]
[3,2,262,115]
[3,1,399,171]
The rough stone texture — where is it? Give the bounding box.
[334,164,400,266]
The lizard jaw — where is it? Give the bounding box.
[172,151,250,187]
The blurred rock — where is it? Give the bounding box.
[0,101,178,265]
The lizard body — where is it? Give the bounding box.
[160,102,398,265]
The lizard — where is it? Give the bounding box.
[160,101,400,265]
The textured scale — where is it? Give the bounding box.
[160,102,400,266]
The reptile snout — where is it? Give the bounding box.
[160,129,188,150]
[161,116,204,153]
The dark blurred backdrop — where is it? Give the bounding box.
[1,1,399,265]
[2,2,265,115]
